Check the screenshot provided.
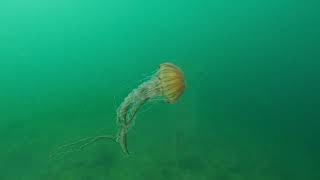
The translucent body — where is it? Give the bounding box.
[50,63,185,158]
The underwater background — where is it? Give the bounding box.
[0,0,319,179]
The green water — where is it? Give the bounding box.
[0,0,319,179]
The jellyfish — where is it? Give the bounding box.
[50,62,185,158]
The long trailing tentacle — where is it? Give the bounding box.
[49,135,116,160]
[50,79,157,159]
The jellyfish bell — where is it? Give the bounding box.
[116,62,186,127]
[157,63,185,104]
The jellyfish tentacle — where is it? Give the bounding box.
[49,135,116,159]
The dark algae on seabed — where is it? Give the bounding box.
[50,62,186,158]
